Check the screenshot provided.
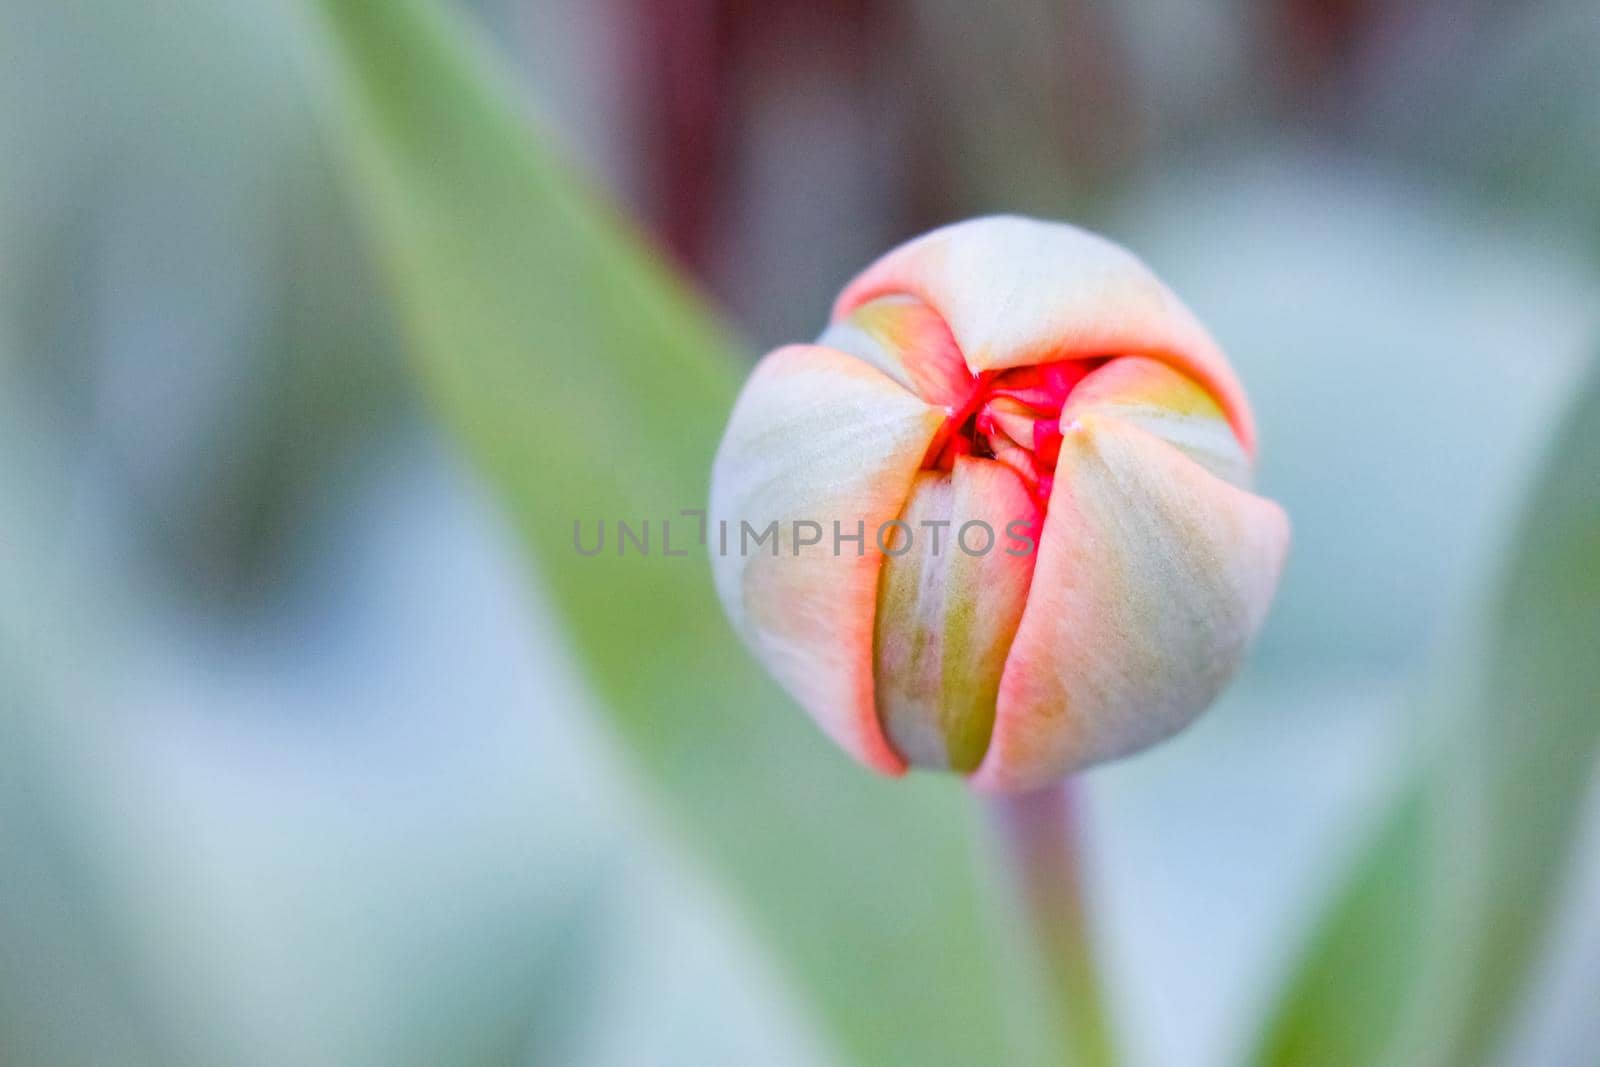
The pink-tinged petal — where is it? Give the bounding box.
[1062,356,1254,489]
[832,215,1257,454]
[971,414,1289,792]
[710,344,945,775]
[816,294,975,409]
[873,458,1038,772]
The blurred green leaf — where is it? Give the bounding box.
[1248,788,1427,1065]
[307,1,1079,1063]
[1253,354,1600,1066]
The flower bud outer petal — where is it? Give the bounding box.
[873,458,1037,773]
[815,295,972,408]
[832,215,1257,454]
[710,344,945,775]
[1063,356,1255,489]
[970,414,1289,792]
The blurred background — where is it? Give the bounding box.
[2,1,1598,1065]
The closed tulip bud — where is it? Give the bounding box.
[710,216,1288,792]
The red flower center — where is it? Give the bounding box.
[921,359,1105,512]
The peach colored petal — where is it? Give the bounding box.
[710,344,945,775]
[832,215,1257,454]
[1062,356,1254,489]
[971,414,1289,791]
[873,458,1038,772]
[816,294,974,409]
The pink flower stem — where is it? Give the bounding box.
[991,783,1118,1067]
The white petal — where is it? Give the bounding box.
[709,343,944,773]
[971,413,1289,791]
[833,215,1257,453]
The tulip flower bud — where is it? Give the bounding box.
[710,216,1288,791]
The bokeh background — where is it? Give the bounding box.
[2,2,1598,1065]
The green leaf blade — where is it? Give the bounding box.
[1252,355,1600,1066]
[306,2,1058,1063]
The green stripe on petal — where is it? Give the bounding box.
[873,458,1038,772]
